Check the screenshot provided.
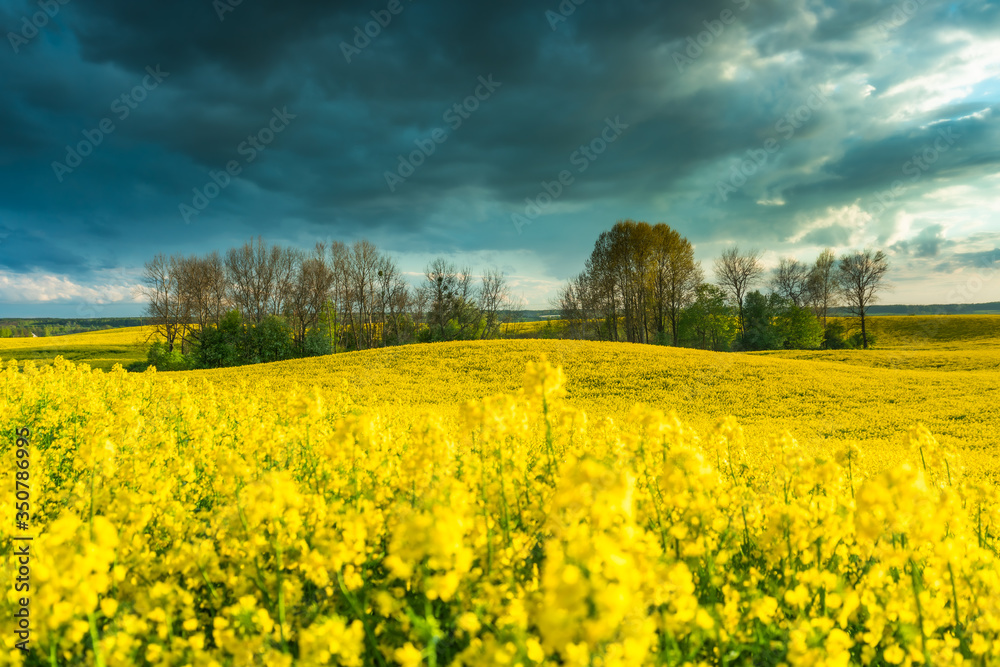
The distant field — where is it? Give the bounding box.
[836,313,1000,348]
[0,325,154,370]
[166,334,1000,481]
[504,318,570,337]
[752,314,1000,370]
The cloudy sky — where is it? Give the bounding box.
[1,0,998,316]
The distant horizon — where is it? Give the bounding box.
[5,300,1000,321]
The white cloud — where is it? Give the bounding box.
[789,202,873,245]
[0,270,141,305]
[881,33,1000,123]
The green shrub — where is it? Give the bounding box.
[823,320,850,350]
[302,326,333,357]
[195,311,243,369]
[143,341,192,371]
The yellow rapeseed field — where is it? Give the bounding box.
[2,316,1000,665]
[173,335,1000,481]
[0,327,154,371]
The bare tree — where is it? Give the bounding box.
[837,248,890,349]
[344,240,382,349]
[770,258,810,307]
[478,267,510,339]
[328,241,350,353]
[375,253,412,345]
[714,246,763,341]
[806,248,837,328]
[203,250,229,327]
[420,258,478,340]
[557,272,595,340]
[136,253,187,352]
[225,237,275,325]
[286,243,335,352]
[173,252,229,351]
[585,231,621,341]
[500,292,526,338]
[269,245,299,319]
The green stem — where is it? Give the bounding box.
[847,453,855,499]
[909,558,932,667]
[196,559,221,602]
[948,562,961,632]
[88,611,106,667]
[477,435,493,576]
[89,460,97,542]
[337,571,386,667]
[542,397,555,478]
[276,542,288,653]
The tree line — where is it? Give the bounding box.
[137,236,520,370]
[557,220,890,351]
[0,318,146,338]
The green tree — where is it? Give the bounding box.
[714,246,764,344]
[302,325,333,357]
[678,284,735,351]
[242,315,294,364]
[776,303,824,349]
[807,248,837,328]
[194,310,244,368]
[650,223,702,346]
[741,291,785,351]
[822,320,850,349]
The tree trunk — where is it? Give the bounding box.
[860,308,868,349]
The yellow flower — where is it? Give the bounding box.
[393,642,423,667]
[883,644,905,664]
[99,598,118,618]
[457,612,480,634]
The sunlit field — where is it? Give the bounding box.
[751,316,1000,376]
[0,326,154,371]
[3,315,1000,665]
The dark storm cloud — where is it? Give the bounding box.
[0,226,90,272]
[891,224,948,258]
[780,107,997,213]
[933,246,1000,273]
[0,0,998,312]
